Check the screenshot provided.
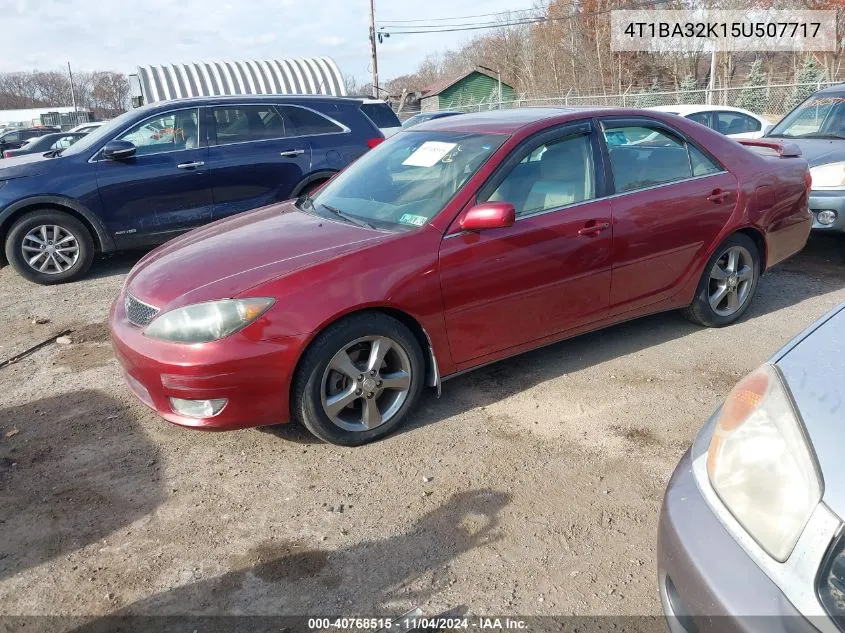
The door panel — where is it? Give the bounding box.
[95,107,212,244]
[439,198,613,364]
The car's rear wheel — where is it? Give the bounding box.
[5,210,95,285]
[682,233,760,327]
[292,312,425,446]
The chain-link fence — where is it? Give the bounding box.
[450,81,841,121]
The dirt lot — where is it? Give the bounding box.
[1,236,844,626]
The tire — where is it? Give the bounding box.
[299,178,328,197]
[4,210,95,285]
[292,312,425,446]
[682,233,761,327]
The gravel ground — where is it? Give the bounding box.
[1,235,843,627]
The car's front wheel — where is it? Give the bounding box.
[682,233,761,327]
[292,312,425,446]
[5,210,95,284]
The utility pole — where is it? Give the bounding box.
[368,0,379,98]
[67,61,78,122]
[707,46,716,106]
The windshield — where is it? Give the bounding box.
[60,109,140,156]
[401,113,432,128]
[307,130,506,230]
[768,94,845,139]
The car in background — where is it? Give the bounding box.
[68,121,105,134]
[110,108,811,446]
[648,105,773,139]
[0,95,384,284]
[658,302,845,633]
[359,98,402,138]
[0,126,60,157]
[3,132,88,158]
[766,83,845,234]
[401,111,463,129]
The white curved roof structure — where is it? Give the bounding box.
[133,57,346,103]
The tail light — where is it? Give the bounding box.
[805,170,812,191]
[3,151,11,158]
[366,137,384,149]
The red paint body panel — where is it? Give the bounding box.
[109,107,812,431]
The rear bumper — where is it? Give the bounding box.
[657,449,819,633]
[109,295,308,431]
[809,191,845,233]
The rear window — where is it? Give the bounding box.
[360,102,401,129]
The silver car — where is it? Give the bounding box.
[659,302,845,633]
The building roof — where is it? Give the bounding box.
[132,57,346,104]
[0,106,88,126]
[421,68,512,98]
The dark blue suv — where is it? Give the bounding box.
[0,95,385,284]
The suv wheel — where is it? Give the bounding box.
[5,210,95,284]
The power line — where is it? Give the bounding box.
[378,8,538,24]
[380,0,669,35]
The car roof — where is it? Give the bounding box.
[648,104,763,117]
[415,107,649,135]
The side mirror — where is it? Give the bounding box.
[102,140,136,160]
[459,202,516,232]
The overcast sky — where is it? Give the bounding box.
[4,0,529,84]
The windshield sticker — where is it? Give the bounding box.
[398,213,428,227]
[402,141,458,167]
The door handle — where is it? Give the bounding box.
[280,149,305,157]
[177,161,205,169]
[577,221,610,237]
[707,189,731,204]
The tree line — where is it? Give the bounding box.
[0,70,130,118]
[383,0,844,101]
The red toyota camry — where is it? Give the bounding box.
[110,108,812,445]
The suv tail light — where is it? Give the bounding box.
[366,137,384,149]
[805,170,812,191]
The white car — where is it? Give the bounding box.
[68,121,105,134]
[647,105,773,139]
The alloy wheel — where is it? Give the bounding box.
[21,225,80,274]
[320,336,412,432]
[708,245,754,317]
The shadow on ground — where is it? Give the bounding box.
[62,489,509,631]
[0,390,164,582]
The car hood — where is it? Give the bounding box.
[774,304,845,518]
[0,151,53,178]
[771,138,845,167]
[125,201,391,310]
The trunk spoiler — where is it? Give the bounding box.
[737,139,803,158]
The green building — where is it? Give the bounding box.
[420,68,515,112]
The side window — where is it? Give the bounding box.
[603,124,693,192]
[118,109,200,155]
[716,112,760,134]
[687,112,712,127]
[23,130,39,140]
[689,146,722,177]
[485,134,596,217]
[2,132,20,143]
[277,105,344,136]
[212,105,286,144]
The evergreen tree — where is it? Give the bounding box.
[679,75,699,105]
[791,56,827,108]
[636,79,662,107]
[736,60,767,113]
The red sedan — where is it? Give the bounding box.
[110,108,812,445]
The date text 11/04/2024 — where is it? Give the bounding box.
[307,617,529,629]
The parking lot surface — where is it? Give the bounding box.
[1,236,843,622]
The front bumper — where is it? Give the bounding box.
[809,191,845,233]
[109,295,308,431]
[658,448,820,633]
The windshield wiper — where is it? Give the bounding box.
[775,133,845,140]
[319,203,376,230]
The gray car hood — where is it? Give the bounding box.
[773,138,845,167]
[774,304,845,518]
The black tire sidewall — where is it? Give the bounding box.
[686,234,761,327]
[5,210,94,284]
[293,313,425,446]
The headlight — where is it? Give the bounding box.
[706,364,822,562]
[144,298,274,343]
[810,162,845,189]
